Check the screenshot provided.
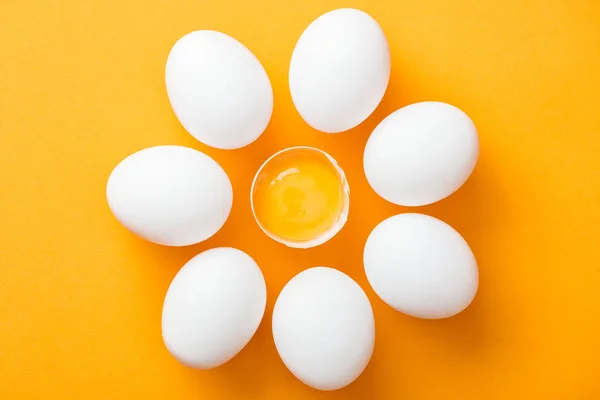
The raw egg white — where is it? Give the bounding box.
[106,145,232,246]
[272,267,374,391]
[162,247,267,369]
[166,30,273,149]
[364,102,479,206]
[289,8,390,133]
[364,213,478,319]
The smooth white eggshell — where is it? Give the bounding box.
[162,247,267,369]
[272,267,374,391]
[166,30,273,149]
[106,145,232,246]
[364,101,479,206]
[289,8,390,133]
[364,213,478,319]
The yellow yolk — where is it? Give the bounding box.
[252,148,346,243]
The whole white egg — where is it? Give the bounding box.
[289,8,390,133]
[106,145,232,246]
[364,102,479,206]
[162,247,267,369]
[272,267,374,391]
[166,30,273,149]
[364,213,478,319]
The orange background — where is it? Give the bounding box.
[1,0,600,399]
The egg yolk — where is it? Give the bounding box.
[252,148,346,243]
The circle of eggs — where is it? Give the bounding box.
[105,7,482,392]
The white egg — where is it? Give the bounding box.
[364,213,478,319]
[166,30,273,149]
[272,267,374,391]
[162,247,267,369]
[106,145,232,246]
[364,102,479,206]
[289,8,390,133]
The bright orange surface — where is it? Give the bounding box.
[1,1,600,399]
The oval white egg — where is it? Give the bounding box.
[162,247,267,369]
[166,30,273,149]
[106,145,232,246]
[272,267,374,391]
[364,213,478,319]
[289,8,390,133]
[364,102,479,206]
